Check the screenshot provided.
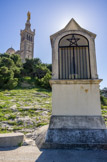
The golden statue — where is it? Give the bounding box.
[27,11,31,21]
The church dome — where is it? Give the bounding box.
[6,47,15,55]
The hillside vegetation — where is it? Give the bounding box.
[0,54,52,90]
[0,54,52,133]
[100,88,107,125]
[0,87,52,134]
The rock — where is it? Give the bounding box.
[36,108,51,112]
[34,125,48,148]
[34,92,49,98]
[25,133,33,138]
[21,82,32,88]
[19,129,34,133]
[4,94,10,96]
[10,105,17,112]
[8,127,13,131]
[1,124,8,128]
[16,116,34,125]
[45,101,50,104]
[41,111,48,116]
[23,138,35,146]
[11,105,17,109]
[20,106,36,110]
[10,99,15,102]
[4,114,10,118]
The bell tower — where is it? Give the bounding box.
[20,11,35,62]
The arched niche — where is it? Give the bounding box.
[58,34,91,79]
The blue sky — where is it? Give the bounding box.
[0,0,107,89]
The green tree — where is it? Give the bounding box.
[0,54,22,89]
[22,58,50,78]
[45,64,52,72]
[11,54,22,67]
[0,57,14,69]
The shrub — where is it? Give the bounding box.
[100,96,107,106]
[46,64,52,72]
[6,78,18,89]
[35,72,51,89]
[41,73,51,89]
[35,64,50,79]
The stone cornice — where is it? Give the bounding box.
[49,79,102,86]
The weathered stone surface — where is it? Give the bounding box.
[42,142,107,150]
[43,115,107,149]
[23,138,35,146]
[49,116,106,129]
[46,129,107,144]
[35,125,48,149]
[43,129,107,149]
[0,133,24,147]
[51,83,102,116]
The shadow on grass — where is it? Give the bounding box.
[0,85,51,92]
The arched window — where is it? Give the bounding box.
[31,37,32,42]
[58,34,91,79]
[28,35,30,41]
[27,34,29,40]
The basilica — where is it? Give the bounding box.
[6,12,35,62]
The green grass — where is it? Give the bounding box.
[8,114,16,120]
[36,122,48,127]
[0,128,12,134]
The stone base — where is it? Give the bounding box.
[0,133,24,147]
[49,116,106,129]
[43,129,107,149]
[42,116,107,149]
[42,142,107,150]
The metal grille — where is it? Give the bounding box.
[58,34,91,79]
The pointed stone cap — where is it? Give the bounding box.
[50,18,96,41]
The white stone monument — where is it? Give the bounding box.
[43,19,107,149]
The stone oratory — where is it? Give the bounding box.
[43,18,107,149]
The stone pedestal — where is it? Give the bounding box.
[42,79,107,149]
[43,115,107,149]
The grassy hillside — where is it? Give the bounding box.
[0,87,51,134]
[0,87,107,134]
[101,95,107,126]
